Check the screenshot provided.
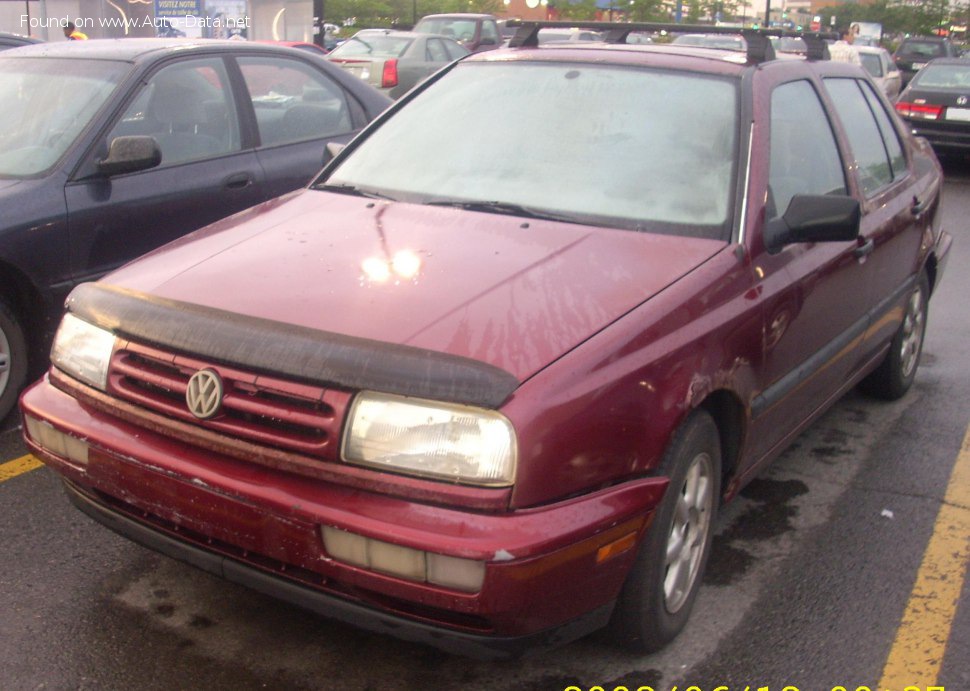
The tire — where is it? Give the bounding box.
[0,298,28,422]
[609,410,721,653]
[861,272,929,401]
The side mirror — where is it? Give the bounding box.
[764,194,861,254]
[97,136,162,177]
[323,141,346,165]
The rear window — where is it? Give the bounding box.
[898,40,947,58]
[329,34,413,59]
[859,52,884,77]
[911,63,970,88]
[326,62,739,238]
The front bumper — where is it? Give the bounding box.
[21,378,667,657]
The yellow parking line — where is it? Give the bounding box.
[0,454,44,484]
[879,424,970,688]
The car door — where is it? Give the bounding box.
[821,76,932,363]
[236,54,365,200]
[65,55,264,284]
[745,78,874,464]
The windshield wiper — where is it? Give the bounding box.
[424,199,578,223]
[316,183,398,201]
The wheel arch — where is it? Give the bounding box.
[0,259,53,358]
[697,389,746,504]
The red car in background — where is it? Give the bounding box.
[22,22,950,657]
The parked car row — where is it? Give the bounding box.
[19,22,950,659]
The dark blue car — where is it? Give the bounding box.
[0,39,391,419]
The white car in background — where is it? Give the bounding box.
[857,45,902,100]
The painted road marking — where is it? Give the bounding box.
[0,454,43,484]
[879,423,970,687]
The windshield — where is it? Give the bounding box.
[0,57,128,177]
[899,40,946,58]
[912,63,970,88]
[329,34,413,59]
[672,34,745,51]
[324,62,738,238]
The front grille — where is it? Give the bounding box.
[107,340,353,460]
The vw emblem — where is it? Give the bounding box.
[186,369,223,420]
[959,96,968,106]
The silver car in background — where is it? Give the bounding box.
[328,29,469,99]
[857,45,902,100]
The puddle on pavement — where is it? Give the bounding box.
[705,478,809,585]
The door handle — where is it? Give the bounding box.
[854,237,875,259]
[224,172,254,190]
[911,196,927,216]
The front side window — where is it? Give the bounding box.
[0,57,128,177]
[824,78,898,196]
[326,62,739,238]
[238,57,353,147]
[107,58,241,167]
[769,80,847,219]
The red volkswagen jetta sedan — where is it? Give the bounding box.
[21,23,951,658]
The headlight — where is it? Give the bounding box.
[342,391,516,486]
[51,314,116,391]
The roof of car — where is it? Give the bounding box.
[418,13,496,19]
[0,32,42,44]
[505,20,837,63]
[353,29,423,38]
[916,57,970,66]
[0,38,315,62]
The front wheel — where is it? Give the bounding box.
[609,410,721,653]
[0,297,28,422]
[861,272,929,400]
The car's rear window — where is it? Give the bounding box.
[899,40,946,58]
[911,63,970,88]
[326,61,739,239]
[329,35,413,59]
[859,52,884,77]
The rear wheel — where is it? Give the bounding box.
[609,410,721,652]
[861,272,929,400]
[0,298,28,422]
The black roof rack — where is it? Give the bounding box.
[505,20,837,64]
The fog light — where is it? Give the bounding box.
[321,526,368,567]
[321,526,485,592]
[24,414,89,465]
[427,552,485,592]
[368,540,425,580]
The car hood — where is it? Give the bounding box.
[105,190,725,381]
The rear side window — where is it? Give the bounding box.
[824,78,904,195]
[238,56,353,147]
[769,80,847,219]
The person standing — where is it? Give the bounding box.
[62,22,89,41]
[829,25,861,65]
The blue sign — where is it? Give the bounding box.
[155,0,201,18]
